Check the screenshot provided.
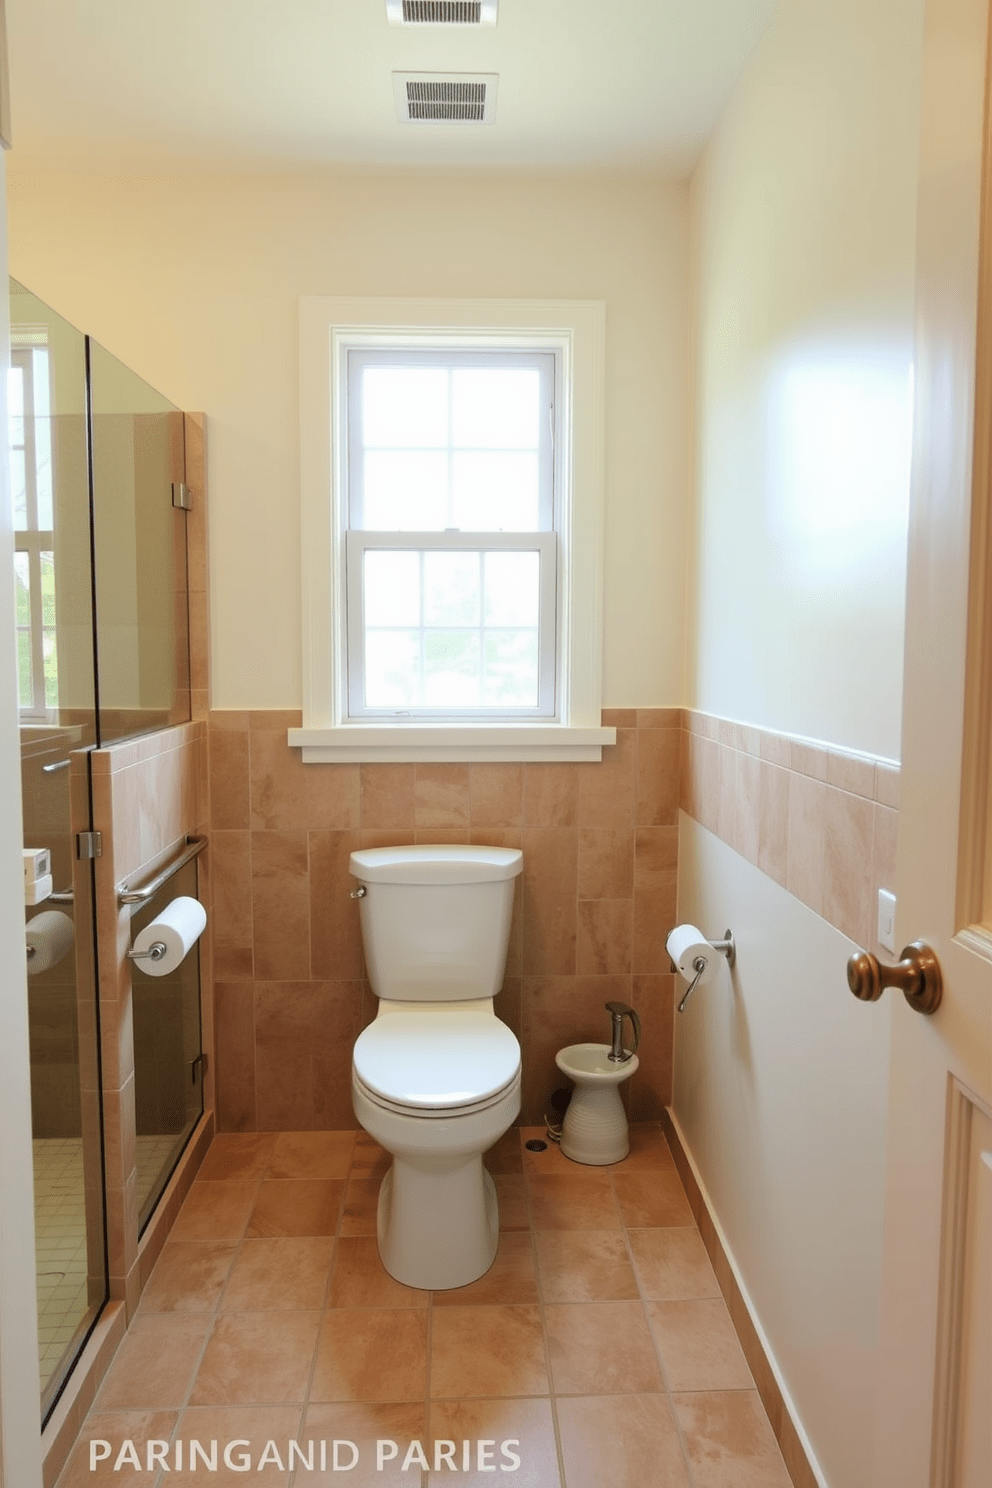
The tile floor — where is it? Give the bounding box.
[35,1135,183,1394]
[55,1124,793,1488]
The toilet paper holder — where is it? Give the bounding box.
[669,928,736,1013]
[127,941,168,963]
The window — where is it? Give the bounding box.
[8,342,58,719]
[294,297,613,762]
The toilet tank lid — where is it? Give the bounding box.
[350,844,522,885]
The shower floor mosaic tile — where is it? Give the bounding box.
[54,1124,793,1488]
[34,1134,187,1394]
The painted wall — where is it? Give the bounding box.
[687,0,923,763]
[678,3,926,1486]
[6,166,690,711]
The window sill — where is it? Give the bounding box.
[287,724,617,764]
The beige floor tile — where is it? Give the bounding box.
[545,1300,664,1395]
[170,1405,301,1484]
[55,1410,179,1488]
[268,1130,356,1180]
[302,1402,427,1486]
[647,1299,754,1392]
[220,1237,334,1311]
[519,1127,574,1174]
[620,1123,677,1171]
[170,1181,259,1242]
[557,1393,691,1488]
[247,1179,345,1237]
[483,1128,524,1174]
[433,1232,539,1307]
[339,1177,381,1237]
[430,1306,548,1398]
[96,1314,211,1410]
[673,1390,792,1488]
[189,1310,320,1405]
[196,1133,276,1182]
[613,1169,693,1228]
[628,1227,721,1301]
[527,1173,622,1230]
[139,1240,237,1314]
[535,1229,639,1302]
[426,1397,560,1486]
[350,1132,391,1180]
[494,1172,530,1230]
[328,1236,428,1309]
[310,1309,428,1402]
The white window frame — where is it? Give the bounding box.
[293,296,613,762]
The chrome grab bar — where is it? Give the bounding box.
[117,835,207,906]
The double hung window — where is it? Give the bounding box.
[295,297,611,762]
[346,348,557,718]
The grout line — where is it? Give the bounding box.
[522,1129,569,1488]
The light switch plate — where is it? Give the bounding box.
[877,889,897,953]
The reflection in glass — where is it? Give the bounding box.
[130,860,204,1232]
[89,340,189,745]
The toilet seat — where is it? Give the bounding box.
[353,1008,520,1114]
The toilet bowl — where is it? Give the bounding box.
[349,845,523,1290]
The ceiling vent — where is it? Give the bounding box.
[386,1,498,25]
[393,73,498,124]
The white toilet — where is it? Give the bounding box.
[349,844,523,1291]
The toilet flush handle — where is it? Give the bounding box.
[350,885,367,899]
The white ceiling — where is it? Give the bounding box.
[5,0,777,175]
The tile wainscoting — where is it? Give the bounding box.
[680,711,899,962]
[206,711,682,1132]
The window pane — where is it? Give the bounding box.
[452,452,540,531]
[43,629,58,708]
[14,552,30,627]
[16,630,32,708]
[424,551,480,627]
[40,552,57,627]
[483,631,539,706]
[424,631,480,706]
[7,365,24,446]
[363,367,448,448]
[365,630,420,706]
[10,448,27,530]
[484,550,541,626]
[452,369,540,449]
[364,550,421,627]
[363,451,448,530]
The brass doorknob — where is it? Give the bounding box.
[846,940,942,1015]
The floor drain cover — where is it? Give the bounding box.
[524,1139,548,1152]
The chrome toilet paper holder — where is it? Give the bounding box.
[127,941,168,963]
[670,929,736,1013]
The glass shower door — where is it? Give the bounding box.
[10,279,108,1416]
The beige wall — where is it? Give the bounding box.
[677,4,926,1487]
[687,0,924,762]
[7,166,691,711]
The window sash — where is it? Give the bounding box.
[346,347,555,533]
[346,529,558,719]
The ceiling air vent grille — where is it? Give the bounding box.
[386,0,498,23]
[394,73,498,125]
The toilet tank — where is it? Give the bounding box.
[349,845,522,1002]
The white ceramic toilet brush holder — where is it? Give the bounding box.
[555,1002,641,1165]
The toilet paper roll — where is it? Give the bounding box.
[131,896,207,977]
[26,909,75,974]
[666,923,718,985]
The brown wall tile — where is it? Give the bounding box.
[251,832,310,982]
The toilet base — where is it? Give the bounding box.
[377,1155,499,1290]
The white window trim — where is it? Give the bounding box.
[293,296,614,763]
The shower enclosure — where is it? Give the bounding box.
[11,279,201,1421]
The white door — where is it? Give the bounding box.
[871,0,992,1482]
